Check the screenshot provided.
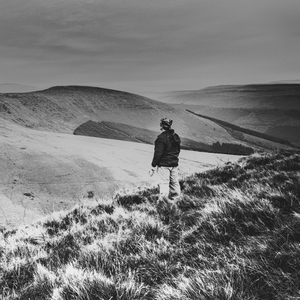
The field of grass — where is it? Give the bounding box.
[1,150,300,299]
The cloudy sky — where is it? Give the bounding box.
[0,0,300,95]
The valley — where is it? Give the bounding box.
[0,84,298,228]
[151,84,300,146]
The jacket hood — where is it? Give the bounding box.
[163,129,180,144]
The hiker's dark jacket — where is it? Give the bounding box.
[151,129,181,167]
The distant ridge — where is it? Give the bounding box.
[153,83,300,146]
[157,83,300,108]
[40,85,143,97]
[269,80,300,84]
[0,83,40,93]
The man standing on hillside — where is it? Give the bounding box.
[150,118,181,202]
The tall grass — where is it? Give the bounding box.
[1,150,299,299]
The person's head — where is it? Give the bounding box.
[160,118,173,131]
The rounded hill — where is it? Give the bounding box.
[0,85,235,145]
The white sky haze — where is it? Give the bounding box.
[0,0,300,94]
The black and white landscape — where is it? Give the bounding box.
[0,84,298,228]
[0,85,245,228]
[1,1,300,299]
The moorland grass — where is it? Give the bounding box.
[0,150,300,299]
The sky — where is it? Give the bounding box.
[0,0,300,95]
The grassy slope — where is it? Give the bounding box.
[1,150,300,299]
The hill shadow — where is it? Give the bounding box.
[74,120,256,155]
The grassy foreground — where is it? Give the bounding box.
[1,151,300,299]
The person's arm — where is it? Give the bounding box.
[151,138,165,167]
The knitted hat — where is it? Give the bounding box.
[160,118,173,129]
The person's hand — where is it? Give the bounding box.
[149,167,156,177]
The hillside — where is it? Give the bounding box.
[75,120,264,155]
[0,85,293,151]
[0,118,242,229]
[0,85,232,146]
[186,110,294,147]
[1,150,299,299]
[74,120,215,152]
[152,84,300,145]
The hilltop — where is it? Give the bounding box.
[1,150,299,299]
[0,85,225,145]
[152,84,300,146]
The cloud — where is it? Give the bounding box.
[0,1,218,61]
[0,0,300,92]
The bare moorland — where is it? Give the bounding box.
[151,84,300,146]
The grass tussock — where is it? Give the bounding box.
[1,150,300,299]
